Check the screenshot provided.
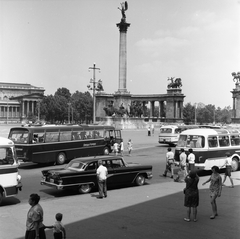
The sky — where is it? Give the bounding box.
[0,0,239,109]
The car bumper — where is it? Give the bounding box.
[40,180,64,190]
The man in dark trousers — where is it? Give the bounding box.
[96,160,108,199]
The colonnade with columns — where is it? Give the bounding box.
[0,99,41,121]
[231,84,240,122]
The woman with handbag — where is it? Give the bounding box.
[184,170,199,222]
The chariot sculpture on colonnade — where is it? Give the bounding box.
[167,77,182,89]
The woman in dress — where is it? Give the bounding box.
[25,194,46,239]
[202,166,222,219]
[184,170,199,222]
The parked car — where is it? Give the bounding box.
[41,155,153,194]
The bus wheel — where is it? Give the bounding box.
[135,174,145,186]
[56,152,66,165]
[231,157,239,172]
[0,190,3,205]
[103,147,110,155]
[78,184,92,194]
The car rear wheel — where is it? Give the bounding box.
[231,157,239,172]
[103,147,110,155]
[78,184,92,194]
[56,152,66,165]
[135,174,145,186]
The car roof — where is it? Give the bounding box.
[71,155,123,163]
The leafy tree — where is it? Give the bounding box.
[54,88,71,100]
[183,103,195,124]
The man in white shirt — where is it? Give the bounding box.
[96,160,108,198]
[188,148,195,172]
[163,147,175,178]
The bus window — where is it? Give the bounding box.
[177,135,187,147]
[219,136,229,147]
[160,128,173,133]
[231,135,240,146]
[208,137,218,148]
[59,131,72,142]
[0,148,14,165]
[86,130,93,139]
[45,131,59,142]
[195,136,205,148]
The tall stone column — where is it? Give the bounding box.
[116,20,130,94]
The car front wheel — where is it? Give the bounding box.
[135,175,145,186]
[78,184,92,194]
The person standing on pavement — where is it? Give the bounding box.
[184,170,199,222]
[222,152,234,188]
[127,139,133,156]
[113,141,119,155]
[187,148,195,172]
[120,139,124,156]
[163,147,174,178]
[96,160,108,199]
[25,194,46,239]
[44,213,66,239]
[202,166,222,219]
[148,126,151,136]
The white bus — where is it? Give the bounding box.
[158,125,199,146]
[174,128,240,171]
[0,137,22,204]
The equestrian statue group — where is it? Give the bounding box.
[167,77,182,89]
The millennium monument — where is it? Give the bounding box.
[95,2,185,128]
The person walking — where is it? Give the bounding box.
[44,213,66,239]
[174,148,187,182]
[184,170,199,222]
[96,160,108,199]
[222,152,234,188]
[162,147,174,178]
[127,139,133,156]
[25,194,46,239]
[187,148,195,172]
[202,166,222,219]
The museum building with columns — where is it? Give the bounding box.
[0,82,45,123]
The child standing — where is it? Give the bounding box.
[127,139,133,156]
[45,213,66,239]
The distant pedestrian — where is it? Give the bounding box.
[120,139,124,156]
[184,170,199,222]
[127,139,133,156]
[202,166,222,219]
[187,148,195,172]
[151,124,154,135]
[44,213,66,239]
[113,141,119,155]
[25,194,46,239]
[96,160,108,199]
[163,147,174,178]
[222,152,234,188]
[148,126,151,136]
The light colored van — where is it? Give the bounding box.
[0,137,22,204]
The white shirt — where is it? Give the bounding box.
[180,152,187,166]
[188,153,195,164]
[97,165,108,180]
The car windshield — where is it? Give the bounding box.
[65,161,86,171]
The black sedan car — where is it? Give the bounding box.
[41,155,153,194]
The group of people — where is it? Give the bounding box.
[112,139,133,156]
[25,194,66,239]
[162,147,235,222]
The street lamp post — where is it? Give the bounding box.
[194,103,197,125]
[67,103,71,124]
[38,100,41,121]
[88,63,101,124]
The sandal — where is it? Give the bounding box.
[210,215,215,219]
[193,219,197,222]
[184,218,190,222]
